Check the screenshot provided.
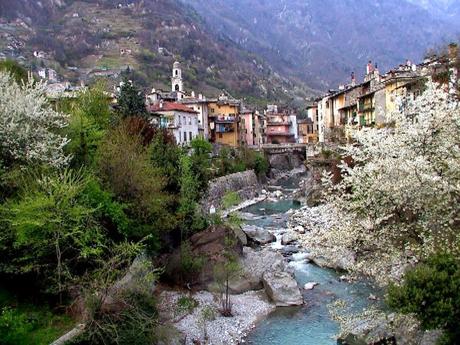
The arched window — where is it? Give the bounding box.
[175,84,180,91]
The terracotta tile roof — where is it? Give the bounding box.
[148,102,198,114]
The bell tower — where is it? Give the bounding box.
[171,61,183,92]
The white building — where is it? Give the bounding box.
[180,92,210,139]
[148,101,199,145]
[289,114,298,142]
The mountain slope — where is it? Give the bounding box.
[183,0,460,89]
[0,0,316,105]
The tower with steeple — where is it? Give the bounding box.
[171,61,183,92]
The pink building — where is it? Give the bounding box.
[265,112,295,144]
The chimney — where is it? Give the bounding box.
[198,93,203,100]
[191,90,196,98]
[159,100,164,109]
[351,72,356,86]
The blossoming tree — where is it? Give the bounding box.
[0,72,69,168]
[321,82,460,280]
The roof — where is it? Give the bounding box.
[148,102,198,114]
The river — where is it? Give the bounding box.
[241,176,380,345]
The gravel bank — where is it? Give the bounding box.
[158,289,275,344]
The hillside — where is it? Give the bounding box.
[0,0,316,106]
[183,0,460,89]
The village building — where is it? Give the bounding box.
[207,94,241,147]
[180,92,210,139]
[265,105,296,144]
[147,101,199,146]
[297,118,316,143]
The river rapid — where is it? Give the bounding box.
[242,176,381,345]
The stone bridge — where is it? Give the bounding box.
[250,144,318,158]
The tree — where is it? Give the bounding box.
[177,153,206,238]
[116,77,147,118]
[213,231,240,317]
[0,72,69,168]
[319,82,460,281]
[151,130,182,194]
[387,253,460,344]
[190,137,212,197]
[96,120,175,240]
[65,81,111,167]
[2,169,105,301]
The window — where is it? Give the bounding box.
[184,131,187,142]
[189,132,192,141]
[175,70,178,76]
[178,131,181,143]
[178,116,181,125]
[219,133,223,138]
[183,116,186,125]
[211,108,215,113]
[188,116,191,125]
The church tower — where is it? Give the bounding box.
[171,61,183,92]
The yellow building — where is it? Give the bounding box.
[207,95,241,147]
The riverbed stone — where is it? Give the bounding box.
[241,224,276,244]
[304,282,318,290]
[262,271,303,306]
[281,231,298,245]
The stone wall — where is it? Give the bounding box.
[201,170,261,212]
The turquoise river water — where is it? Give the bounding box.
[242,188,380,345]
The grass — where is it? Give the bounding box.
[0,287,75,345]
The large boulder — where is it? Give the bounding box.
[228,247,287,294]
[241,224,276,244]
[262,271,303,306]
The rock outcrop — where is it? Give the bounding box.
[201,170,261,212]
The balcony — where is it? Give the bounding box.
[267,120,292,126]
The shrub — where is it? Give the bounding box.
[222,191,241,209]
[387,253,460,344]
[176,295,198,315]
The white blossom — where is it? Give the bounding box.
[0,72,70,167]
[316,82,460,283]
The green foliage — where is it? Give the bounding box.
[387,253,460,344]
[79,177,130,237]
[222,191,241,209]
[178,153,207,237]
[0,60,29,84]
[151,130,182,194]
[73,242,160,345]
[116,77,147,118]
[97,120,175,239]
[176,295,198,315]
[0,305,73,345]
[2,168,105,297]
[65,81,111,167]
[190,137,212,196]
[253,152,269,177]
[213,147,269,178]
